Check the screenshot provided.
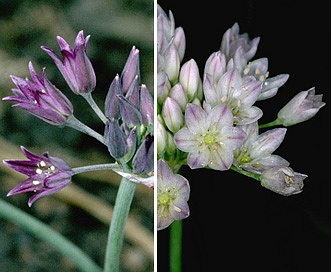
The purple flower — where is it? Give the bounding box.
[132,133,154,175]
[41,30,96,94]
[157,159,190,230]
[3,146,73,207]
[2,62,73,126]
[174,103,246,171]
[260,166,307,196]
[277,87,326,126]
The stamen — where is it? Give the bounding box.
[40,161,46,167]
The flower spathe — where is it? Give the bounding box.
[260,166,307,196]
[3,62,73,126]
[3,146,73,207]
[174,103,246,171]
[41,30,96,94]
[157,159,190,231]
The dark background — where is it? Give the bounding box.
[157,1,330,271]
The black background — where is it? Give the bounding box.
[157,1,330,271]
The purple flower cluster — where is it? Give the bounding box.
[2,30,154,205]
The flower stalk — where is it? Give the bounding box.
[104,177,137,272]
[169,220,183,272]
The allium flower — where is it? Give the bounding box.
[220,22,260,62]
[234,122,289,174]
[157,159,190,231]
[260,166,307,196]
[203,68,263,125]
[132,133,154,175]
[3,146,73,207]
[41,30,96,94]
[276,87,326,126]
[2,62,73,126]
[174,103,246,170]
[230,46,289,101]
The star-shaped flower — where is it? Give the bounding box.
[174,103,246,171]
[157,159,190,230]
[3,146,73,207]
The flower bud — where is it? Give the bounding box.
[104,74,122,119]
[140,84,154,126]
[157,72,171,105]
[169,83,188,112]
[133,133,154,174]
[162,97,184,133]
[277,87,326,126]
[122,127,137,162]
[173,27,186,62]
[157,117,167,156]
[121,46,140,95]
[164,43,180,84]
[204,51,226,83]
[179,59,201,102]
[105,120,128,159]
[117,95,142,127]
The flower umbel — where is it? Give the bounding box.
[157,159,190,231]
[3,146,73,207]
[41,30,96,94]
[2,62,73,126]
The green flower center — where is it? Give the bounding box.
[203,133,215,145]
[158,193,171,205]
[240,153,251,163]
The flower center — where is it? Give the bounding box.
[35,160,57,176]
[158,193,171,205]
[203,132,215,146]
[158,186,177,206]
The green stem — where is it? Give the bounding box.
[230,165,261,181]
[81,92,108,124]
[169,219,183,272]
[72,163,118,175]
[258,118,282,129]
[103,177,137,272]
[0,198,102,272]
[65,115,107,145]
